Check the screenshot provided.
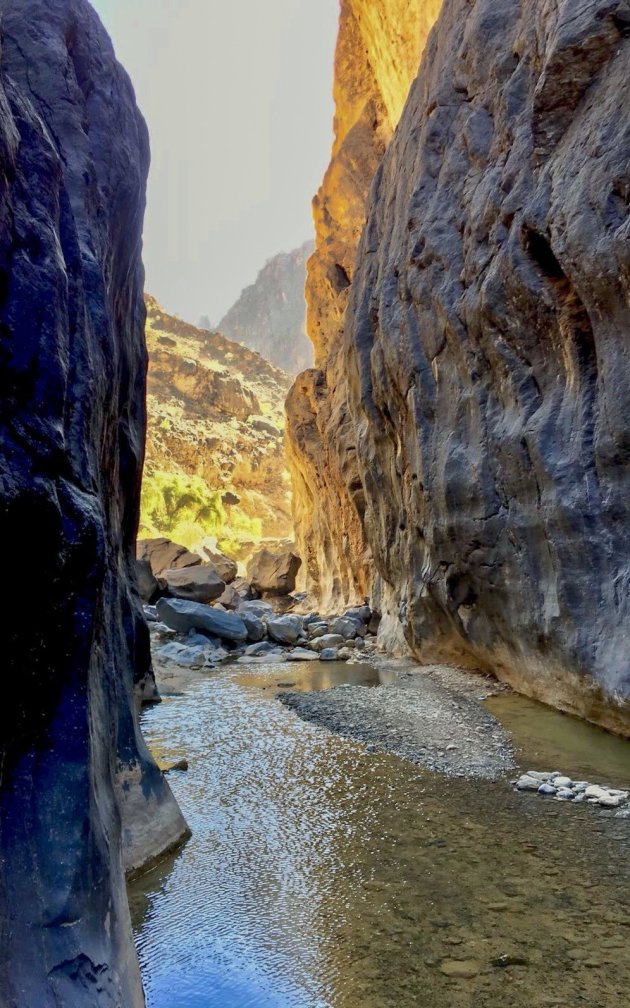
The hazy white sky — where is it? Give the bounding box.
[90,0,338,325]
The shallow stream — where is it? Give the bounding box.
[129,661,630,1008]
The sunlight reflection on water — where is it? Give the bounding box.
[130,661,630,1008]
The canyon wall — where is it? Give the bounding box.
[286,0,442,610]
[219,241,314,375]
[343,0,630,732]
[0,2,187,1004]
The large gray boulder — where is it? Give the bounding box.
[241,613,266,642]
[310,634,346,653]
[247,548,302,596]
[163,564,226,604]
[0,3,188,1004]
[156,598,247,642]
[137,537,202,576]
[266,614,303,645]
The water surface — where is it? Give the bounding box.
[130,661,630,1008]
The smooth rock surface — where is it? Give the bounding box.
[267,615,304,646]
[157,598,247,642]
[0,3,188,1003]
[163,564,226,604]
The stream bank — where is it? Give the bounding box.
[130,652,630,1008]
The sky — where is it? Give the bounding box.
[90,0,339,325]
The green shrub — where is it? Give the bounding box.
[140,471,225,550]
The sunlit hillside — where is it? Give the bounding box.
[141,296,294,561]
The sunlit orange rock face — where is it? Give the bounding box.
[286,0,442,610]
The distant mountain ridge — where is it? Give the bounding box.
[218,240,314,375]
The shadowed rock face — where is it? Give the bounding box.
[345,0,630,732]
[0,1,187,1004]
[286,0,442,610]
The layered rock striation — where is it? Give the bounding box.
[344,0,630,731]
[286,0,442,610]
[0,2,187,1004]
[218,241,314,375]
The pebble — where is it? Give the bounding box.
[538,783,557,796]
[515,775,541,791]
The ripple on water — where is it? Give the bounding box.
[129,662,630,1008]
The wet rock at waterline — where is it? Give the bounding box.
[0,3,188,1004]
[148,599,378,668]
[267,614,303,645]
[515,773,630,810]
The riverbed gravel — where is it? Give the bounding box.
[278,662,516,779]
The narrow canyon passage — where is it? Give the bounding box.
[129,659,630,1008]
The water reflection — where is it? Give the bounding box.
[486,692,630,787]
[130,662,630,1008]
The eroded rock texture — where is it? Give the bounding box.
[286,0,442,609]
[345,0,630,731]
[0,2,187,1004]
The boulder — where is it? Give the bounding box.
[266,615,303,646]
[157,642,212,667]
[187,632,221,649]
[137,537,202,576]
[156,598,247,642]
[245,641,276,657]
[247,548,302,596]
[344,606,372,623]
[136,560,160,603]
[310,634,346,653]
[232,577,258,600]
[320,648,339,661]
[163,565,226,604]
[203,550,238,584]
[265,594,299,614]
[215,585,243,610]
[242,613,266,642]
[287,648,321,662]
[330,616,364,640]
[240,600,274,619]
